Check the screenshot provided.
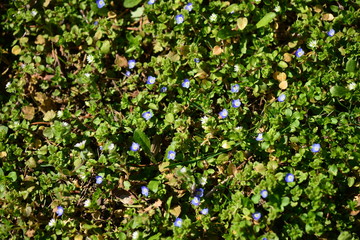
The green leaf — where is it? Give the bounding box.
[330,85,349,97]
[256,12,276,28]
[345,58,356,72]
[217,29,237,39]
[165,113,175,123]
[131,7,144,19]
[7,172,17,182]
[338,231,352,240]
[148,180,159,193]
[100,40,111,54]
[347,177,355,187]
[329,165,338,176]
[133,129,153,160]
[124,0,142,8]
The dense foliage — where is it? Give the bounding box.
[0,0,359,239]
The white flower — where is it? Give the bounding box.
[199,177,207,186]
[235,126,243,131]
[5,82,11,88]
[108,143,115,151]
[132,231,139,239]
[234,64,239,72]
[180,167,187,173]
[62,122,69,127]
[48,218,56,227]
[75,140,86,148]
[201,116,209,125]
[347,82,356,90]
[87,55,94,63]
[57,111,63,118]
[84,199,91,207]
[274,6,281,12]
[209,13,217,22]
[31,10,37,16]
[308,40,318,48]
[84,73,90,78]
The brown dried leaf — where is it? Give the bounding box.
[237,17,248,30]
[0,151,7,158]
[22,106,35,120]
[26,229,35,238]
[213,45,223,55]
[273,72,287,82]
[279,81,288,89]
[115,55,128,68]
[35,35,45,45]
[283,53,292,62]
[322,13,334,21]
[169,205,181,217]
[227,163,238,176]
[313,5,322,13]
[107,11,117,19]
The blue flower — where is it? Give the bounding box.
[96,176,103,184]
[141,186,149,197]
[94,21,99,26]
[327,29,335,37]
[174,218,182,227]
[200,208,209,215]
[191,196,200,206]
[262,238,268,240]
[219,109,228,119]
[148,0,155,4]
[96,0,105,8]
[285,173,295,183]
[194,58,200,63]
[147,76,156,84]
[125,71,131,77]
[195,188,204,197]
[278,94,286,102]
[130,142,140,152]
[167,150,176,160]
[252,212,261,221]
[231,84,239,93]
[182,79,190,88]
[56,206,64,217]
[184,3,193,11]
[128,59,136,69]
[160,87,167,92]
[260,189,268,199]
[142,111,153,120]
[232,99,241,108]
[175,14,184,24]
[256,133,263,141]
[311,143,320,153]
[295,48,304,58]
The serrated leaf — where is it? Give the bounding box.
[43,110,56,121]
[330,85,348,97]
[237,17,248,30]
[256,12,276,28]
[124,0,142,8]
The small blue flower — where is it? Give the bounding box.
[184,3,193,11]
[278,94,286,102]
[147,76,156,84]
[285,173,295,183]
[175,14,184,24]
[191,196,200,206]
[252,212,261,221]
[142,111,153,121]
[194,58,200,63]
[167,150,176,160]
[96,0,105,8]
[99,146,103,151]
[311,143,320,153]
[327,29,335,37]
[295,48,305,58]
[148,0,155,4]
[195,188,204,197]
[56,206,64,217]
[94,21,99,26]
[219,109,228,119]
[125,71,131,77]
[200,208,209,215]
[231,99,241,108]
[260,189,268,199]
[174,218,182,227]
[160,87,167,92]
[96,176,103,184]
[231,84,239,93]
[262,238,268,240]
[182,79,190,88]
[141,186,149,197]
[128,59,136,69]
[256,133,263,141]
[130,142,140,152]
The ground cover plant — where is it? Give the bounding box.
[0,0,359,239]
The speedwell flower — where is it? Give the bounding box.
[167,150,176,160]
[95,176,103,184]
[141,186,149,197]
[194,58,200,63]
[96,0,105,8]
[285,173,295,183]
[182,79,190,88]
[311,143,320,153]
[195,188,204,197]
[256,133,263,141]
[148,0,155,4]
[56,206,64,217]
[252,212,261,221]
[231,84,239,93]
[219,109,228,119]
[130,142,140,152]
[175,14,184,24]
[128,59,136,69]
[184,3,193,11]
[142,111,153,120]
[295,48,304,58]
[260,189,268,199]
[147,76,156,84]
[278,94,286,102]
[200,208,209,215]
[160,87,167,92]
[174,218,182,227]
[327,29,335,37]
[232,99,241,108]
[191,196,201,206]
